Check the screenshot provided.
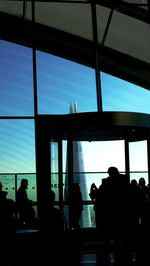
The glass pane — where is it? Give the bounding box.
[101,72,150,114]
[0,40,34,116]
[51,173,59,202]
[129,140,148,171]
[51,142,59,201]
[63,141,67,173]
[0,119,35,173]
[80,204,95,228]
[82,140,125,172]
[0,174,15,201]
[36,51,97,114]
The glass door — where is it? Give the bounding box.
[36,113,150,228]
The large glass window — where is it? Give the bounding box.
[101,72,150,114]
[36,51,97,114]
[0,40,34,116]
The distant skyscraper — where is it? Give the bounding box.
[65,103,92,227]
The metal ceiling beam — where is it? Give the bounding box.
[96,0,150,24]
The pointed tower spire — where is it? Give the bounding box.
[65,102,92,227]
[70,102,77,114]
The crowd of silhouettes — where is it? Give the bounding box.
[89,166,150,250]
[2,169,150,264]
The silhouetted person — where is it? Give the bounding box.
[107,167,129,240]
[0,181,16,265]
[138,177,150,237]
[39,190,65,265]
[89,182,99,227]
[47,189,65,232]
[127,179,143,251]
[0,181,8,200]
[0,181,16,234]
[95,167,129,245]
[89,183,99,201]
[95,178,110,236]
[16,178,35,227]
[68,183,83,230]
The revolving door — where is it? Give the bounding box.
[35,112,150,228]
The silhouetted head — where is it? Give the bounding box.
[0,190,7,200]
[139,177,146,187]
[108,166,119,177]
[21,178,28,189]
[130,179,138,188]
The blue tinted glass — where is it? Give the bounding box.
[0,119,35,173]
[36,51,97,114]
[101,72,150,114]
[0,40,34,116]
